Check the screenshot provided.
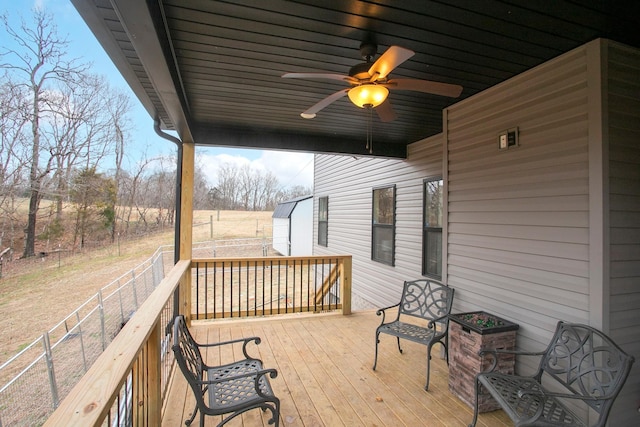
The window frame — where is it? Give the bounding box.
[317,196,328,247]
[371,185,396,266]
[422,177,443,279]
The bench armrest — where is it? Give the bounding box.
[376,303,400,324]
[479,348,546,373]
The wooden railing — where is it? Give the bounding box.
[43,255,351,426]
[191,256,352,319]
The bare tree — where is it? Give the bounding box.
[192,158,212,210]
[0,79,30,251]
[216,162,240,209]
[1,10,88,257]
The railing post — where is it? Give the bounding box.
[43,332,59,409]
[340,256,352,315]
[141,319,162,426]
[98,291,106,350]
[76,311,87,372]
[131,271,139,309]
[181,262,192,325]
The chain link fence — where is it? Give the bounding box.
[0,247,171,427]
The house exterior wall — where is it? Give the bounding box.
[313,39,639,423]
[445,41,593,350]
[313,134,443,308]
[606,41,640,422]
[289,198,313,256]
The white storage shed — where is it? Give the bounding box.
[272,195,313,256]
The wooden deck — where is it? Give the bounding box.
[162,311,511,427]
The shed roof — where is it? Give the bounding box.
[272,195,313,219]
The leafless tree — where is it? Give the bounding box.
[0,79,30,250]
[216,162,240,209]
[192,158,212,210]
[1,10,89,257]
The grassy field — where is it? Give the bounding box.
[0,210,273,365]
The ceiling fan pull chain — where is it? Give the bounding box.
[367,106,373,154]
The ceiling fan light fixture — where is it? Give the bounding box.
[348,84,388,108]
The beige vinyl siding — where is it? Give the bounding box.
[607,41,640,424]
[313,135,443,308]
[445,45,592,347]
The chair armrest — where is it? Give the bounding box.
[427,313,450,330]
[517,387,618,402]
[375,303,400,324]
[479,348,546,372]
[197,336,262,360]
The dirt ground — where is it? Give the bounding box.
[0,210,273,366]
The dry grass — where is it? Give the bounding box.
[0,210,273,365]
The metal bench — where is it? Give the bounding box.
[469,321,634,427]
[373,279,454,390]
[172,315,280,427]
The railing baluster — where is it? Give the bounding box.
[253,261,257,317]
[245,261,249,316]
[231,261,235,318]
[331,258,335,310]
[269,260,274,315]
[195,263,200,319]
[204,263,208,319]
[285,260,289,313]
[277,260,281,314]
[307,259,311,312]
[222,261,226,319]
[213,262,217,319]
[292,259,296,313]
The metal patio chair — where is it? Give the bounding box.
[172,315,280,427]
[373,279,454,390]
[469,321,634,427]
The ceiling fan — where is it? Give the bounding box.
[282,43,463,122]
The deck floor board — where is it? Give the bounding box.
[162,311,511,427]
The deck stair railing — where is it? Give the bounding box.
[315,263,340,305]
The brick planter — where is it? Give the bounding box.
[448,311,519,412]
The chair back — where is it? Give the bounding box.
[398,279,454,327]
[539,321,635,423]
[172,315,206,404]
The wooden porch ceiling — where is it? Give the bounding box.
[72,1,640,158]
[163,311,511,426]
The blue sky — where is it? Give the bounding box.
[1,0,314,189]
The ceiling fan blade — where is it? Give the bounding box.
[376,99,397,122]
[300,88,350,119]
[385,78,463,98]
[282,73,357,84]
[368,46,414,80]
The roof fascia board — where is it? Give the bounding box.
[71,0,157,119]
[110,0,194,142]
[192,124,408,158]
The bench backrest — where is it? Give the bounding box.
[172,315,205,398]
[538,321,634,422]
[398,279,454,327]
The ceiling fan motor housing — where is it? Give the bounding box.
[349,62,374,80]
